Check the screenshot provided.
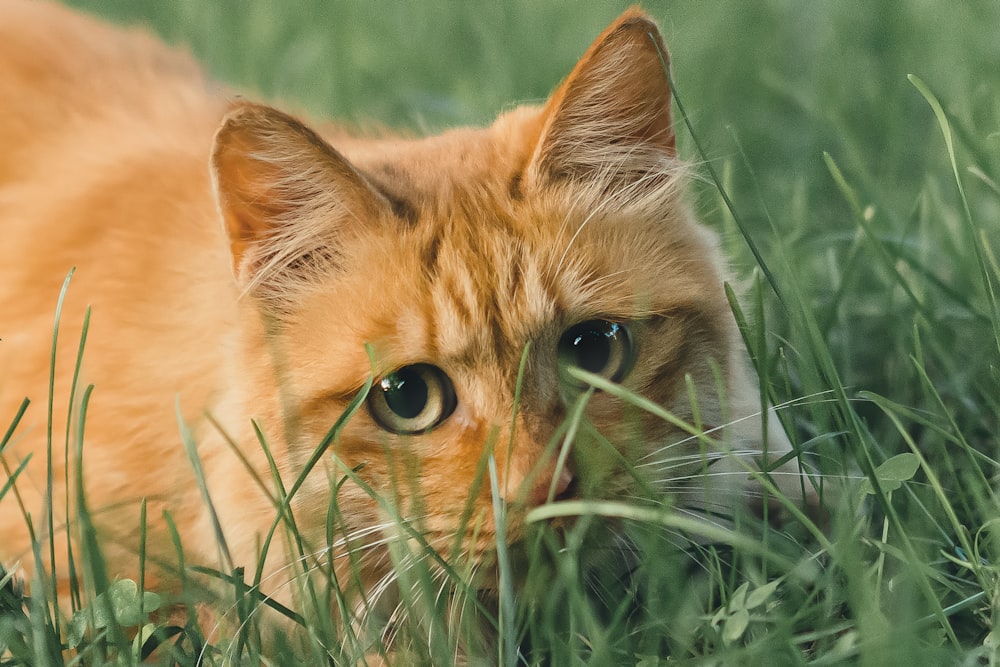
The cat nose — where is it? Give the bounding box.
[525,466,575,506]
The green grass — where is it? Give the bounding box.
[3,0,1000,664]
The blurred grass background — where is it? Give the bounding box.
[39,0,1000,662]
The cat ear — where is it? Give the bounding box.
[527,9,675,191]
[211,102,389,300]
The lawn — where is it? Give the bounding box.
[3,0,1000,664]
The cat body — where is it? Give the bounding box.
[0,0,810,637]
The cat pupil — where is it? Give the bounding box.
[558,320,635,386]
[570,329,611,373]
[382,369,428,419]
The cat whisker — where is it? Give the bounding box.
[636,449,760,470]
[770,389,840,409]
[448,561,479,638]
[365,564,404,624]
[377,554,442,649]
[417,572,453,656]
[582,533,639,609]
[647,472,819,496]
[635,425,733,462]
[635,388,844,464]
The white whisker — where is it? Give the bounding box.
[635,389,845,463]
[637,449,761,470]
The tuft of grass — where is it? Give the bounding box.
[2,1,999,664]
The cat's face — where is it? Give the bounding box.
[211,10,793,586]
[276,143,734,554]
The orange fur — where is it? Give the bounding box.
[0,0,813,635]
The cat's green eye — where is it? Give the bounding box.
[368,363,457,434]
[557,319,635,387]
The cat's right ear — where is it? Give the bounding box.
[526,9,676,196]
[211,102,389,301]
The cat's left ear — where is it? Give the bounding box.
[527,9,675,191]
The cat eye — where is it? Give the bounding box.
[368,363,457,434]
[557,320,635,388]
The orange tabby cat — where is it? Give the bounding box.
[0,0,813,645]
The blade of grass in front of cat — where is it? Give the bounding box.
[74,382,135,656]
[526,500,798,569]
[0,398,29,459]
[28,536,62,667]
[330,456,496,624]
[62,303,91,616]
[244,364,373,634]
[264,355,374,539]
[487,453,516,667]
[177,401,233,572]
[44,269,75,637]
[504,341,531,505]
[0,457,31,510]
[548,387,592,505]
[565,368,718,447]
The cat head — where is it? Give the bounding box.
[210,9,807,581]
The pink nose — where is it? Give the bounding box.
[527,467,574,506]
